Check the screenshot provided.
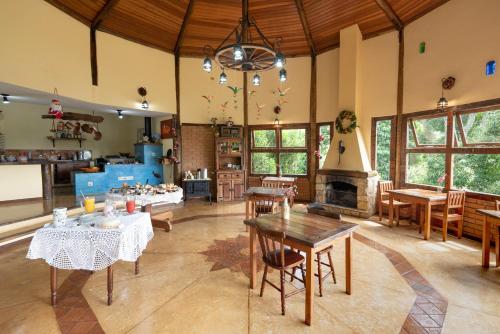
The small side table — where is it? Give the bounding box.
[183,179,212,203]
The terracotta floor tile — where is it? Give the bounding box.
[403,316,428,334]
[418,303,444,315]
[411,314,441,328]
[68,321,99,334]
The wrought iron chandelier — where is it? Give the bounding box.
[202,0,287,86]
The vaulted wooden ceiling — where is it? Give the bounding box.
[45,0,449,57]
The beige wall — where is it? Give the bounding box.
[359,31,399,157]
[180,57,244,125]
[404,0,500,113]
[247,57,311,125]
[317,49,339,122]
[0,102,143,158]
[0,0,175,114]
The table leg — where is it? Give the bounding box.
[346,233,352,295]
[107,265,113,305]
[245,198,250,232]
[249,226,257,289]
[482,216,491,269]
[388,194,394,227]
[135,258,140,275]
[50,266,57,306]
[424,203,432,240]
[305,248,315,326]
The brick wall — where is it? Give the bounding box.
[181,125,215,178]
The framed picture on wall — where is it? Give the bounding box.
[160,119,175,139]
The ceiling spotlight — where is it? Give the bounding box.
[252,73,261,86]
[141,100,149,110]
[219,70,228,85]
[117,110,124,119]
[1,94,10,104]
[273,117,281,128]
[203,56,212,72]
[279,68,287,82]
[275,52,286,68]
[233,45,243,61]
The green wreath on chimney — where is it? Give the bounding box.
[335,110,357,134]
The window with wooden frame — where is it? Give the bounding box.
[371,116,396,181]
[402,105,500,195]
[317,122,333,169]
[250,125,309,176]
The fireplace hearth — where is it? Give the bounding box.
[326,181,357,208]
[312,169,379,218]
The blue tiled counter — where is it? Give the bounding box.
[74,144,164,196]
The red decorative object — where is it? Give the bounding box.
[49,99,63,119]
[274,105,281,114]
[160,119,175,139]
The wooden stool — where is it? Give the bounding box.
[142,203,174,232]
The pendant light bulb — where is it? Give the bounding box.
[234,45,243,61]
[219,70,228,85]
[437,96,448,111]
[279,68,287,82]
[141,100,149,109]
[203,57,212,72]
[252,73,261,86]
[275,52,286,69]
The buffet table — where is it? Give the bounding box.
[27,211,153,306]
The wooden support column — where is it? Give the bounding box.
[444,107,455,190]
[394,29,404,187]
[89,0,121,86]
[309,56,317,201]
[243,72,249,189]
[295,0,317,201]
[172,0,194,185]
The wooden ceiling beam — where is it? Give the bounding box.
[174,0,195,55]
[91,0,121,30]
[374,0,403,31]
[294,0,316,55]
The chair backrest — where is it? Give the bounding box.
[378,180,394,200]
[262,180,281,188]
[255,224,286,268]
[445,191,466,212]
[496,200,500,211]
[254,194,278,216]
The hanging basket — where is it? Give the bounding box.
[335,110,357,134]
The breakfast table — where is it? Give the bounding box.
[477,209,500,268]
[386,189,447,240]
[27,211,153,306]
[244,211,357,326]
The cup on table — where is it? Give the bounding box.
[126,196,136,214]
[84,197,96,213]
[53,207,67,227]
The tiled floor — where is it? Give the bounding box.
[0,201,499,333]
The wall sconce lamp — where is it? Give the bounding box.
[1,94,10,104]
[437,76,455,111]
[117,109,124,119]
[138,87,149,109]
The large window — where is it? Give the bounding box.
[373,118,394,180]
[403,107,500,194]
[250,126,308,176]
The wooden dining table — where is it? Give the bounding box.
[477,209,500,268]
[387,189,447,240]
[244,211,358,326]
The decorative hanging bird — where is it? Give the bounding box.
[276,87,291,96]
[220,101,229,109]
[227,86,242,96]
[256,103,265,120]
[248,90,257,97]
[202,95,213,103]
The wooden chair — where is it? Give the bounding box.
[377,181,411,225]
[292,210,339,297]
[431,191,466,241]
[254,195,279,217]
[256,225,306,315]
[261,177,296,207]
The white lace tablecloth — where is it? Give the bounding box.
[135,188,184,205]
[27,212,154,271]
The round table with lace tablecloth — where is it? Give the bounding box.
[27,212,153,306]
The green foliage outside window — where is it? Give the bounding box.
[407,153,446,186]
[253,130,276,147]
[251,152,276,174]
[454,154,500,195]
[375,120,391,181]
[282,129,306,147]
[280,152,307,175]
[318,125,331,168]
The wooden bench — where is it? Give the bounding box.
[141,202,174,232]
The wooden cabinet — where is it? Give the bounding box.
[54,161,90,185]
[215,131,246,201]
[183,179,212,202]
[216,171,245,201]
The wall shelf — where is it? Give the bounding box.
[47,136,86,148]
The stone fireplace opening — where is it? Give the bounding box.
[326,181,357,208]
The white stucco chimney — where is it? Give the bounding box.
[322,24,371,172]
